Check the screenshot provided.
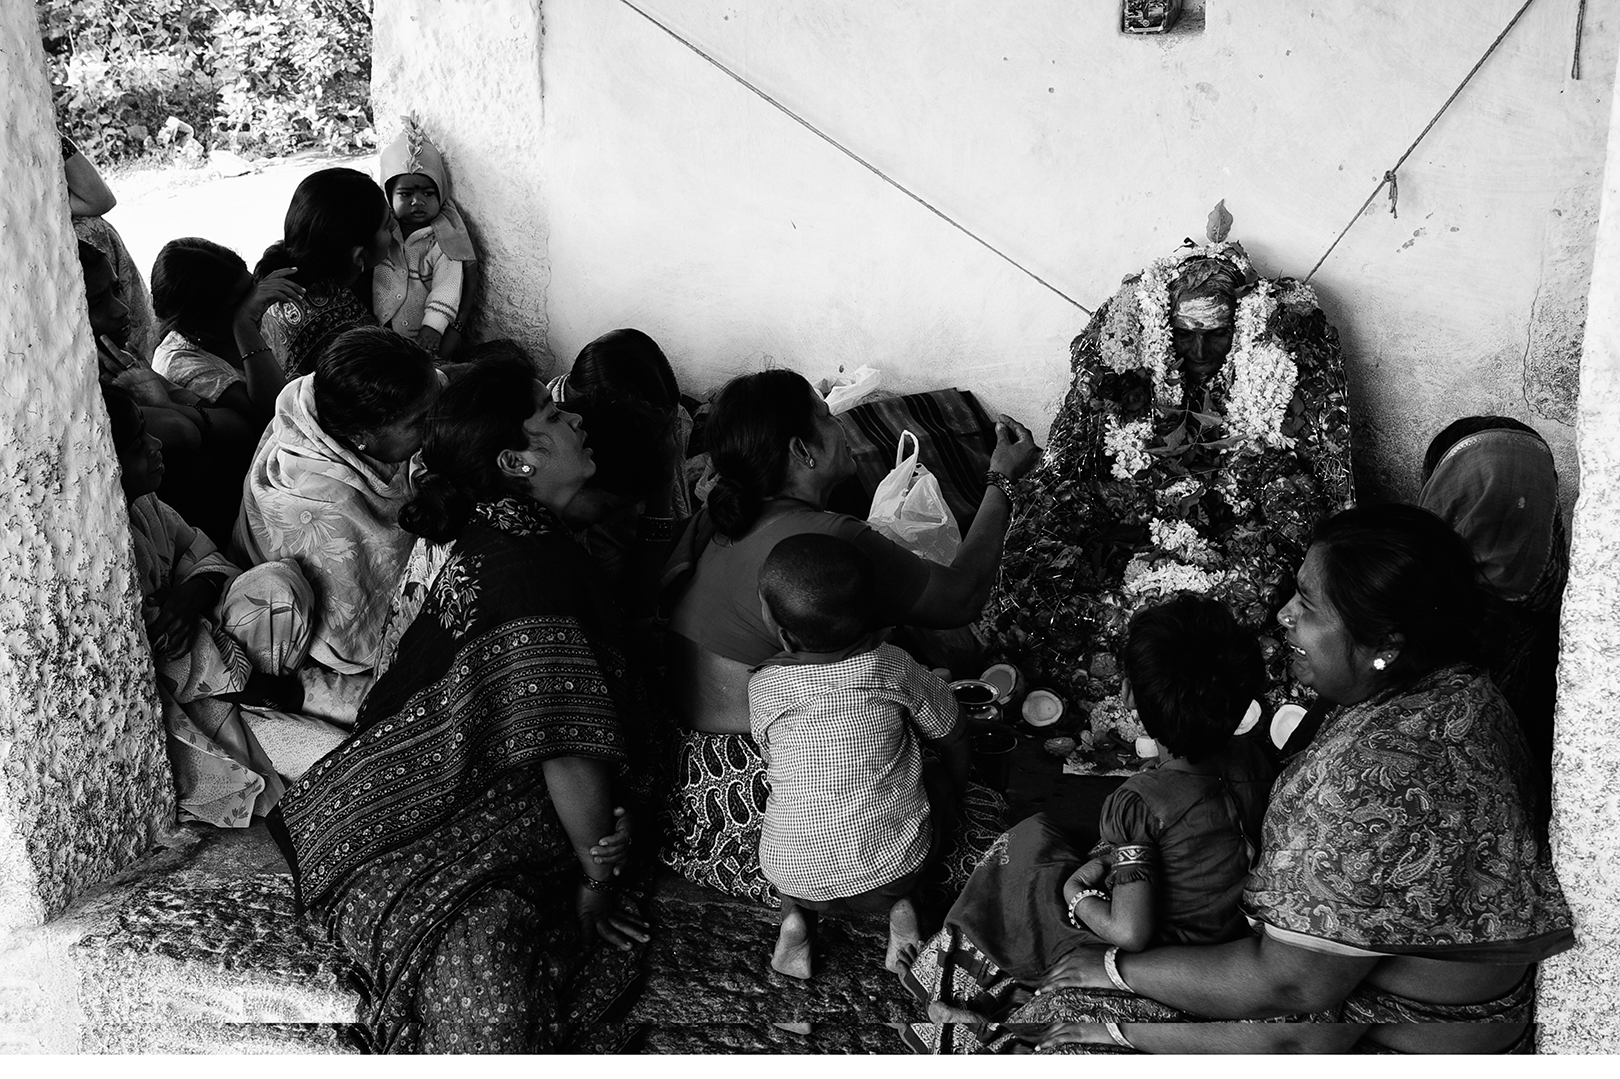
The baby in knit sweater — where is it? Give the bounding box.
[374,116,479,358]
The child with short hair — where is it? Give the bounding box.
[373,115,479,358]
[936,594,1275,1002]
[750,533,969,980]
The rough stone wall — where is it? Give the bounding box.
[0,2,173,943]
[371,0,555,373]
[1535,30,1620,1055]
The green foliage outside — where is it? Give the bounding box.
[39,0,373,166]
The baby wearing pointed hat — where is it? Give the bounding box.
[374,116,479,357]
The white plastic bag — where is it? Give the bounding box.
[823,365,883,415]
[866,430,961,566]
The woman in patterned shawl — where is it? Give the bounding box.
[982,227,1353,754]
[256,168,391,378]
[277,348,649,1052]
[233,327,440,720]
[967,505,1572,1054]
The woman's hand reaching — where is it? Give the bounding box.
[1036,945,1114,994]
[234,268,305,328]
[989,414,1040,481]
[577,885,651,951]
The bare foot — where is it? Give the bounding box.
[928,1001,989,1027]
[771,906,815,979]
[885,895,925,977]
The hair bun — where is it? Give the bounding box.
[705,475,762,538]
[400,471,473,543]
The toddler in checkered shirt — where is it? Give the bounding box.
[750,534,971,981]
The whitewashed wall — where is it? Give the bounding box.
[0,0,172,944]
[375,0,1612,507]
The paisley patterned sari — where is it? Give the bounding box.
[279,498,645,1052]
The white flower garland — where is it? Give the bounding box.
[1095,241,1304,472]
[1221,281,1299,451]
[1149,518,1217,565]
[1121,554,1229,601]
[1102,416,1153,480]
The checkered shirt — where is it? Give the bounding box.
[749,642,959,902]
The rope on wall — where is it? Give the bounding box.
[1303,0,1543,283]
[614,0,1093,315]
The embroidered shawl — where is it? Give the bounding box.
[1243,664,1573,961]
[280,497,633,908]
[233,375,416,674]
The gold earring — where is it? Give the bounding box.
[1372,657,1387,671]
[521,465,533,474]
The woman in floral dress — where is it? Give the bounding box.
[981,230,1353,734]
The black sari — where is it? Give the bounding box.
[280,497,644,1052]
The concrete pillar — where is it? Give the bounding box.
[370,0,554,371]
[1535,27,1620,1055]
[0,0,173,947]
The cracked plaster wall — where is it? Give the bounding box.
[0,1,173,945]
[377,0,1611,514]
[1534,27,1620,1054]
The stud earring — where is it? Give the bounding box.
[521,465,533,474]
[1373,657,1387,671]
[807,457,816,469]
[356,442,367,452]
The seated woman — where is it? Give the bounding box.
[1418,416,1565,818]
[104,385,312,827]
[937,504,1572,1054]
[151,237,304,422]
[982,220,1354,748]
[233,326,440,721]
[659,368,1039,905]
[257,168,392,377]
[276,349,650,1053]
[65,133,157,358]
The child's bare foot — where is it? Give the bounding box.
[885,895,925,976]
[928,1001,990,1027]
[771,905,815,979]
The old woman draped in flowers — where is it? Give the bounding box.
[981,230,1353,751]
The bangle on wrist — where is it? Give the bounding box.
[984,469,1017,506]
[1103,1020,1135,1050]
[637,514,676,543]
[240,345,273,364]
[1066,887,1108,930]
[1103,945,1134,994]
[579,873,616,893]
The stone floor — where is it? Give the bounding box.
[2,730,1120,1054]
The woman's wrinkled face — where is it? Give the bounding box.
[806,386,855,482]
[363,381,442,463]
[520,380,596,495]
[1277,546,1379,706]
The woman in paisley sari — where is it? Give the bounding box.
[233,326,440,721]
[936,504,1571,1054]
[256,168,392,378]
[277,349,650,1052]
[982,228,1354,739]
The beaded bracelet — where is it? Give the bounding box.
[1066,887,1108,929]
[1103,1020,1135,1050]
[240,345,274,364]
[984,469,1017,505]
[580,874,616,893]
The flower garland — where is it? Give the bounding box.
[1095,240,1306,473]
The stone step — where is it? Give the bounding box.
[0,822,360,1053]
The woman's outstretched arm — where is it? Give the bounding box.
[1041,932,1378,1018]
[904,415,1038,627]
